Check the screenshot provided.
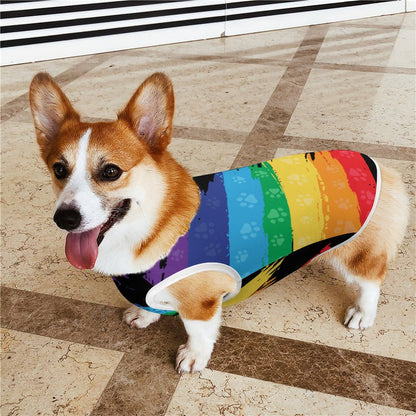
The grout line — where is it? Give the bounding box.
[1,54,110,123]
[231,24,329,169]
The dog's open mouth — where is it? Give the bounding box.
[97,199,131,246]
[65,199,131,270]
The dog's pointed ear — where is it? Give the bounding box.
[118,73,174,153]
[29,73,80,154]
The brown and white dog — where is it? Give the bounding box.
[29,72,409,373]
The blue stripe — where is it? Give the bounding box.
[223,166,268,277]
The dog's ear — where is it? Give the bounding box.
[29,73,80,155]
[118,72,174,153]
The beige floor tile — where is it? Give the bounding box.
[387,20,416,68]
[362,73,415,147]
[0,55,91,105]
[1,329,123,416]
[58,55,284,133]
[285,68,415,147]
[316,25,400,66]
[147,24,308,61]
[166,369,412,416]
[169,137,241,176]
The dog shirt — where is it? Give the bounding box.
[112,150,380,315]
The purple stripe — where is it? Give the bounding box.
[141,233,189,286]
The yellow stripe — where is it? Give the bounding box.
[269,154,325,251]
[222,260,283,307]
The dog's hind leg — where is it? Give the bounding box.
[328,255,384,329]
[323,164,408,329]
[167,271,237,373]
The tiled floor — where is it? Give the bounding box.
[1,12,415,416]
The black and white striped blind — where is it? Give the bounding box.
[1,0,405,65]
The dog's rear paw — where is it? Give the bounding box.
[344,305,375,329]
[123,305,160,329]
[175,343,211,374]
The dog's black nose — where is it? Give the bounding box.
[54,208,81,231]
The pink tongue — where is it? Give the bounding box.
[65,226,101,269]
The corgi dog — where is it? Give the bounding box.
[29,72,409,373]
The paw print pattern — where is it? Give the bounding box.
[171,248,186,263]
[251,168,269,179]
[327,178,347,191]
[348,167,368,182]
[206,195,221,209]
[194,222,215,239]
[297,235,314,247]
[295,193,314,207]
[270,233,286,248]
[267,208,289,224]
[300,216,312,225]
[232,175,246,184]
[240,222,261,239]
[332,219,355,234]
[286,173,309,186]
[335,197,353,210]
[234,249,249,264]
[337,150,355,159]
[357,189,375,207]
[204,242,223,258]
[236,193,258,208]
[265,187,284,199]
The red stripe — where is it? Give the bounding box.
[329,150,377,225]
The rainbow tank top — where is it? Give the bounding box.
[113,150,380,315]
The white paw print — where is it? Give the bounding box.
[204,242,222,257]
[267,208,289,224]
[265,188,283,199]
[295,193,314,207]
[232,175,247,184]
[240,222,261,239]
[235,249,249,263]
[270,234,286,248]
[171,248,185,262]
[194,221,215,239]
[286,173,308,186]
[206,195,221,209]
[236,193,258,208]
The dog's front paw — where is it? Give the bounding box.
[123,305,160,329]
[344,305,375,329]
[175,343,212,374]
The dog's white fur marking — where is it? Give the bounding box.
[55,129,107,231]
[329,258,380,329]
[123,305,161,329]
[93,159,168,274]
[176,307,222,373]
[343,279,380,329]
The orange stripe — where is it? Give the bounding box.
[312,152,361,237]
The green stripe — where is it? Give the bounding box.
[250,162,293,263]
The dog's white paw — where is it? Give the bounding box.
[123,305,160,329]
[344,305,375,329]
[175,343,211,374]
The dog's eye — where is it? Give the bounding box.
[53,162,68,180]
[101,164,122,181]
